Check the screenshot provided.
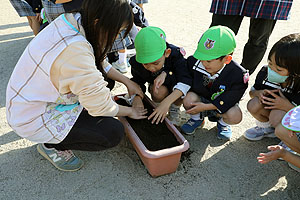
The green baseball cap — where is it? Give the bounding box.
[193,26,236,61]
[134,26,167,64]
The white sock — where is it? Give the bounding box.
[191,113,201,121]
[255,120,271,128]
[118,52,127,64]
[218,118,229,127]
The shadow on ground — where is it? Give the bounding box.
[1,127,299,200]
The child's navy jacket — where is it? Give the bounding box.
[253,66,300,105]
[187,56,248,114]
[130,43,191,95]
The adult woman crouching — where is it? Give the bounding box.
[6,0,147,171]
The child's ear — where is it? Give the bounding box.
[164,48,171,58]
[224,55,232,64]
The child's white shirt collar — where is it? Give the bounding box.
[199,61,225,79]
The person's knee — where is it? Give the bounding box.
[151,86,168,102]
[105,119,125,148]
[247,97,261,114]
[275,124,287,140]
[223,106,242,125]
[269,110,285,127]
[183,92,198,109]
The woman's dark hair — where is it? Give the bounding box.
[80,0,133,76]
[268,33,300,92]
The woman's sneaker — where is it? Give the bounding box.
[37,144,84,172]
[181,118,205,135]
[243,126,275,141]
[217,122,232,140]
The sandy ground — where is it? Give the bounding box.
[1,0,300,199]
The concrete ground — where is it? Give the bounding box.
[1,0,300,199]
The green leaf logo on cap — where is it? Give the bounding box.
[135,26,167,64]
[194,26,236,61]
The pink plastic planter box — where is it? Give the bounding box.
[115,94,189,177]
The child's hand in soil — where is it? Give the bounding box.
[128,107,148,119]
[148,100,170,124]
[257,145,285,164]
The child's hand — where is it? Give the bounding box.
[132,96,144,110]
[128,107,148,120]
[262,90,292,111]
[186,102,206,115]
[36,13,42,23]
[153,72,166,94]
[148,100,170,124]
[257,89,270,103]
[288,130,295,138]
[126,80,144,99]
[257,145,286,164]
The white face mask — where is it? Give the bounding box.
[267,66,288,83]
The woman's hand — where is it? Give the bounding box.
[128,107,148,119]
[126,80,144,99]
[148,100,170,124]
[257,145,285,164]
[261,90,294,111]
[153,72,166,94]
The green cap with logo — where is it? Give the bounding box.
[134,26,167,64]
[193,26,236,61]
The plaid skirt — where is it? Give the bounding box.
[132,0,148,4]
[40,0,131,51]
[9,0,35,17]
[111,30,132,52]
[41,0,65,23]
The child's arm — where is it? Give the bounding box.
[153,72,167,94]
[186,102,217,115]
[106,64,144,98]
[257,145,300,168]
[148,89,183,124]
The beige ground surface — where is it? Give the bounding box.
[1,0,300,199]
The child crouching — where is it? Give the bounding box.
[181,26,249,140]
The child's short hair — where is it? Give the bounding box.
[193,26,236,61]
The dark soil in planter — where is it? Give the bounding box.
[116,98,180,151]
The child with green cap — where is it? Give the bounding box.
[181,25,249,140]
[129,26,192,125]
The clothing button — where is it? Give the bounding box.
[220,101,224,105]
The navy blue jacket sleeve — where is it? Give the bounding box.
[129,56,147,93]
